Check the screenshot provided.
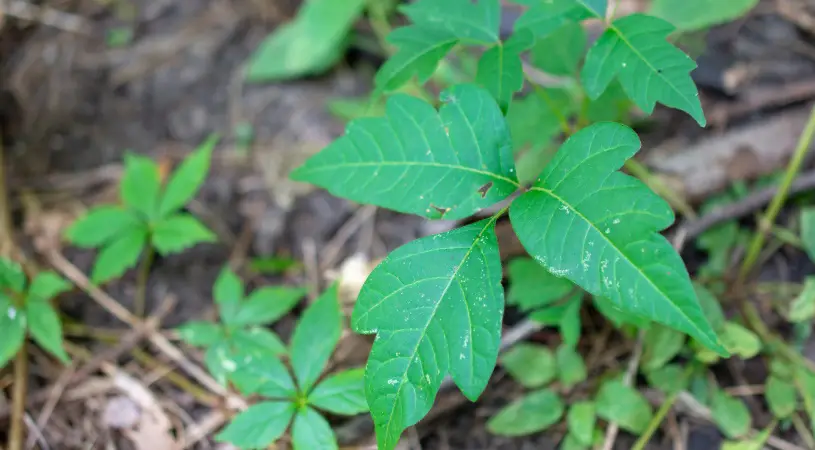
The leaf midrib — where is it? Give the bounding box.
[527,185,711,342]
[296,161,520,188]
[382,218,497,443]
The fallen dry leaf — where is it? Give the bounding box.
[106,371,182,450]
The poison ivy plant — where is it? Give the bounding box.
[290,0,730,447]
[65,136,219,284]
[211,285,368,450]
[0,259,72,368]
[177,267,306,386]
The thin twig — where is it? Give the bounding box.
[8,347,28,450]
[671,170,815,250]
[601,329,645,450]
[44,251,247,410]
[134,246,154,318]
[3,1,90,33]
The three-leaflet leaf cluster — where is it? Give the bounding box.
[293,1,725,448]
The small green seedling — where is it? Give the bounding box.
[184,284,367,450]
[177,267,307,385]
[0,258,72,367]
[65,136,219,284]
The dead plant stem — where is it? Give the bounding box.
[8,348,28,450]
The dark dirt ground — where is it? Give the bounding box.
[3,0,815,449]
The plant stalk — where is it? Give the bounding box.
[739,103,815,281]
[631,392,677,450]
[8,348,28,450]
[134,245,154,317]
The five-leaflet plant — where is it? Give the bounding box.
[291,1,728,448]
[179,283,368,450]
[177,266,307,385]
[0,258,72,368]
[65,135,220,284]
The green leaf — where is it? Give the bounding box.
[374,0,501,91]
[375,28,459,92]
[585,81,633,123]
[530,23,586,77]
[151,213,216,255]
[245,0,366,81]
[642,325,685,371]
[486,389,564,436]
[214,267,244,325]
[507,88,574,156]
[158,135,217,217]
[232,286,307,326]
[766,375,796,418]
[694,283,726,333]
[291,407,338,450]
[721,424,772,450]
[0,259,25,293]
[711,390,751,439]
[509,123,723,353]
[65,206,141,248]
[789,277,815,322]
[802,208,815,263]
[556,344,587,388]
[596,380,653,435]
[229,354,298,398]
[120,153,161,219]
[249,256,302,275]
[500,343,556,388]
[309,368,368,415]
[581,14,706,126]
[91,227,148,284]
[507,257,574,311]
[721,322,761,359]
[26,301,69,363]
[476,31,533,113]
[177,321,224,347]
[650,0,758,32]
[697,217,740,278]
[592,295,650,329]
[291,84,519,221]
[231,327,287,357]
[26,272,71,302]
[290,284,342,392]
[567,401,596,446]
[216,402,295,449]
[401,0,501,44]
[0,296,26,368]
[352,219,504,450]
[645,364,688,395]
[205,342,236,386]
[796,367,815,432]
[515,0,606,38]
[561,433,590,450]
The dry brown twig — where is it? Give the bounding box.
[1,0,89,33]
[43,250,248,411]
